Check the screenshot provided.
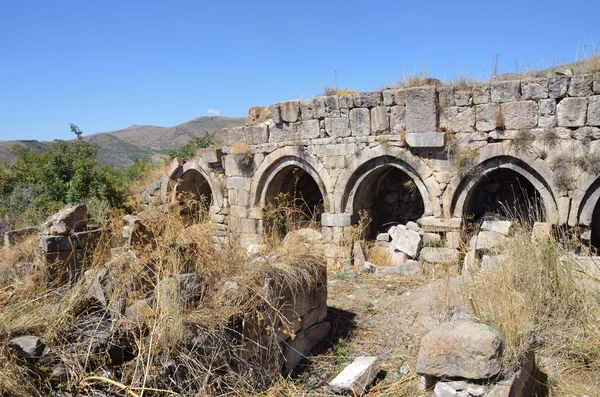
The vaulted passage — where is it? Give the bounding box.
[176,169,213,222]
[353,166,425,239]
[463,168,545,226]
[263,166,324,237]
[590,201,600,252]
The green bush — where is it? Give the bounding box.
[168,133,215,160]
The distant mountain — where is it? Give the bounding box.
[0,116,246,169]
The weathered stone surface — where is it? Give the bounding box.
[588,96,600,126]
[222,126,245,145]
[416,320,504,379]
[472,83,490,104]
[269,103,282,124]
[441,106,475,132]
[329,356,379,396]
[568,75,593,97]
[41,203,88,236]
[548,76,569,98]
[419,217,462,232]
[9,335,45,358]
[422,232,442,246]
[362,261,376,273]
[354,92,382,108]
[406,86,437,133]
[491,81,520,103]
[594,73,600,94]
[244,124,269,145]
[475,103,498,131]
[353,240,367,266]
[350,108,371,137]
[438,87,454,108]
[434,382,458,397]
[420,247,459,264]
[325,117,351,138]
[280,101,300,123]
[480,216,512,236]
[389,224,422,257]
[481,255,502,271]
[394,89,406,106]
[454,90,472,106]
[376,233,390,242]
[557,97,588,127]
[283,321,330,373]
[371,106,389,133]
[476,231,507,253]
[500,101,538,130]
[293,119,320,139]
[445,231,461,249]
[406,132,445,148]
[521,78,548,99]
[390,105,406,133]
[382,89,395,106]
[4,227,38,247]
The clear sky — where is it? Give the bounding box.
[0,0,598,141]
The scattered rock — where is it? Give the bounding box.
[389,224,422,257]
[9,335,45,358]
[481,255,502,271]
[434,382,457,397]
[353,240,367,266]
[376,233,390,242]
[329,356,379,396]
[475,231,507,254]
[480,215,512,236]
[416,320,504,379]
[362,261,376,273]
[420,248,460,264]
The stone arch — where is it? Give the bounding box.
[177,160,224,209]
[447,156,559,224]
[337,153,436,237]
[251,147,333,212]
[569,172,600,227]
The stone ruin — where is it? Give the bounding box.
[142,72,600,268]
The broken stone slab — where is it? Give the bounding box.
[416,320,504,380]
[9,335,46,358]
[480,216,512,236]
[40,203,89,235]
[39,229,103,253]
[418,217,462,232]
[353,240,367,266]
[389,224,422,258]
[406,221,420,232]
[329,356,379,396]
[420,248,460,264]
[4,227,38,247]
[406,132,445,148]
[376,233,390,242]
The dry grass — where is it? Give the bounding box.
[581,55,600,73]
[455,226,600,394]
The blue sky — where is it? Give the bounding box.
[0,0,598,141]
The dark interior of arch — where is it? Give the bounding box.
[590,199,600,251]
[463,168,545,227]
[176,169,213,222]
[264,166,324,237]
[353,166,425,239]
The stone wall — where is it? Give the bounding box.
[166,72,600,258]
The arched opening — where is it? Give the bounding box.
[176,169,213,223]
[463,168,545,227]
[263,166,324,238]
[590,199,600,252]
[353,166,425,239]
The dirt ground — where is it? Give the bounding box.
[286,268,473,396]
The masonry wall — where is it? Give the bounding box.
[171,73,600,258]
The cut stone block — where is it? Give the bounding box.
[418,217,462,232]
[548,76,569,98]
[280,101,300,123]
[567,75,593,97]
[371,106,389,133]
[406,86,437,133]
[406,132,445,148]
[491,81,520,103]
[350,108,371,137]
[476,231,508,254]
[325,117,351,138]
[500,101,538,130]
[480,216,512,236]
[420,247,460,264]
[557,97,588,127]
[329,356,379,396]
[390,224,422,257]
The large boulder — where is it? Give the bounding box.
[41,203,89,235]
[416,320,504,380]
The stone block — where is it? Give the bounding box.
[41,203,88,235]
[491,81,520,103]
[382,89,395,106]
[269,103,282,124]
[280,101,300,123]
[548,76,569,98]
[329,356,379,396]
[198,148,222,164]
[325,117,351,138]
[481,255,502,271]
[321,213,352,227]
[390,105,406,133]
[437,87,454,108]
[538,98,556,116]
[40,229,102,253]
[500,101,538,129]
[557,97,588,127]
[406,86,437,133]
[440,106,475,132]
[416,320,504,379]
[4,227,38,247]
[480,216,512,236]
[371,106,389,133]
[568,75,593,97]
[418,217,462,232]
[222,126,245,146]
[350,108,371,137]
[521,78,548,99]
[472,83,491,104]
[283,321,330,373]
[301,304,328,331]
[476,231,507,254]
[406,132,445,148]
[324,95,341,117]
[390,224,422,257]
[293,119,320,140]
[587,96,600,126]
[354,91,382,108]
[445,231,461,249]
[454,90,472,106]
[423,232,442,246]
[420,247,459,264]
[475,103,499,131]
[594,73,600,94]
[244,124,269,145]
[394,89,406,106]
[338,95,353,108]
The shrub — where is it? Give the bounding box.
[168,133,215,160]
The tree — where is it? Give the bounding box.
[168,133,215,160]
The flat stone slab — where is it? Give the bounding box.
[329,356,379,396]
[406,132,445,148]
